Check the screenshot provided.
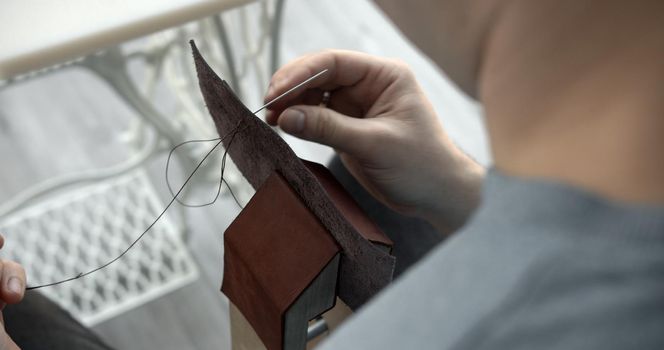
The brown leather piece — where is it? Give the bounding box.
[302,160,393,250]
[222,171,340,350]
[190,41,395,309]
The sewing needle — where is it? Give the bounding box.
[253,69,329,114]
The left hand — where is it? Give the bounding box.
[0,234,26,350]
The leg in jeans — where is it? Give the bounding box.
[4,291,114,350]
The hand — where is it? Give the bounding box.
[265,50,484,233]
[0,234,26,350]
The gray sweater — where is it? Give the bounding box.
[320,170,664,349]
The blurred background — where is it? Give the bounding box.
[0,0,486,349]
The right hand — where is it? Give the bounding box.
[265,51,483,231]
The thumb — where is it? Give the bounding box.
[277,106,368,153]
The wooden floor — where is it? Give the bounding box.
[0,1,486,349]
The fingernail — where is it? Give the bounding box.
[265,84,275,101]
[265,110,274,123]
[282,109,305,134]
[266,79,282,101]
[8,277,22,295]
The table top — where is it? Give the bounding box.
[0,0,252,79]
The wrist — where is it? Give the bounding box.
[419,147,485,235]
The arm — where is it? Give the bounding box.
[265,51,484,234]
[372,0,503,99]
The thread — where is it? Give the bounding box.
[165,137,243,209]
[26,122,244,290]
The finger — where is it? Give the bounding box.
[277,105,377,155]
[264,50,389,111]
[0,331,20,350]
[0,260,25,304]
[266,88,326,125]
[266,87,366,126]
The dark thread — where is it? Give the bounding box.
[165,137,244,209]
[26,122,244,290]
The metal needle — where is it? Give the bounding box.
[253,69,329,114]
